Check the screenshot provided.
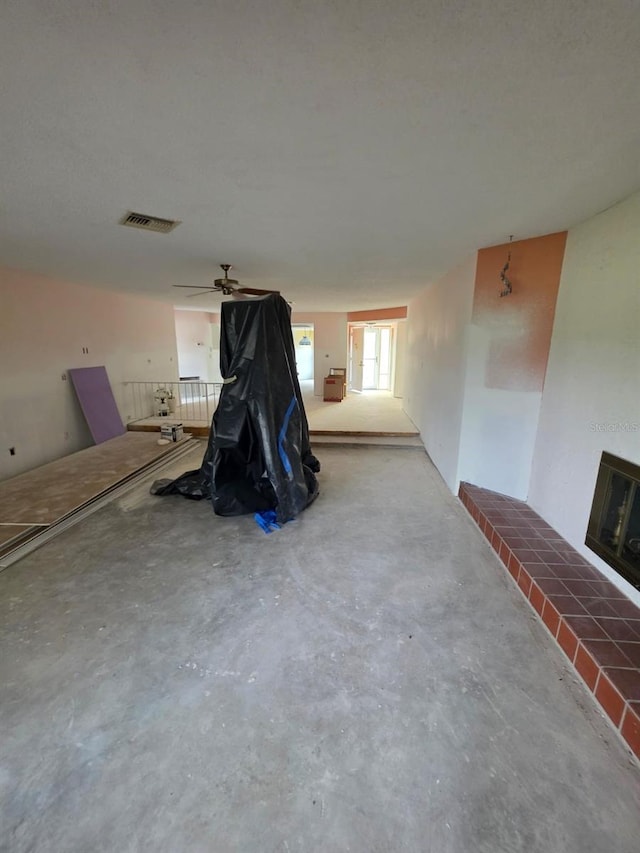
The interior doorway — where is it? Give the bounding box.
[350,324,394,392]
[362,325,393,390]
[291,324,314,381]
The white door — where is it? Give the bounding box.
[362,326,393,390]
[350,326,364,392]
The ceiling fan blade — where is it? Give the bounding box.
[236,286,281,296]
[172,284,221,290]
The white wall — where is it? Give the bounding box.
[292,312,348,396]
[0,267,179,480]
[174,310,221,382]
[528,191,640,603]
[455,232,567,501]
[404,257,476,492]
[392,320,406,399]
[456,328,544,500]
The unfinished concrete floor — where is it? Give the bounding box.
[1,446,639,853]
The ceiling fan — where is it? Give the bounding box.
[173,264,280,299]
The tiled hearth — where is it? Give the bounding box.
[459,482,640,762]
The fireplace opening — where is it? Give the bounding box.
[586,452,640,590]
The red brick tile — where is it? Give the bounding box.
[551,544,582,559]
[491,530,501,553]
[559,579,600,597]
[538,551,572,565]
[528,520,556,532]
[528,582,546,616]
[521,561,558,579]
[517,568,532,597]
[542,599,561,638]
[595,672,626,727]
[551,564,598,581]
[563,615,609,640]
[545,551,575,565]
[625,621,640,641]
[498,541,510,566]
[507,553,521,580]
[546,595,588,616]
[511,548,544,564]
[579,598,621,619]
[501,536,529,550]
[522,537,549,549]
[487,511,509,522]
[596,618,640,643]
[608,599,640,620]
[564,563,601,579]
[535,577,571,595]
[617,642,640,668]
[581,639,636,669]
[557,620,579,662]
[574,645,601,691]
[620,704,640,760]
[586,580,628,599]
[602,668,640,702]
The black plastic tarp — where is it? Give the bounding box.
[151,293,319,523]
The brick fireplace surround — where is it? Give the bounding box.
[459,482,640,762]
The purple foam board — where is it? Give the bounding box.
[68,366,125,444]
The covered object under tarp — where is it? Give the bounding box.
[152,293,319,523]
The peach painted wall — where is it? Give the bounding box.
[174,309,222,382]
[291,312,348,395]
[0,267,179,480]
[457,232,567,499]
[472,232,567,392]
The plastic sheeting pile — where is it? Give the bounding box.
[151,293,320,524]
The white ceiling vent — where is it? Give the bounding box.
[120,211,180,234]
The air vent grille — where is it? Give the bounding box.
[120,211,180,233]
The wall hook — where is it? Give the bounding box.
[500,235,513,297]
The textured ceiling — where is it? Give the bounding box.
[1,0,639,311]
